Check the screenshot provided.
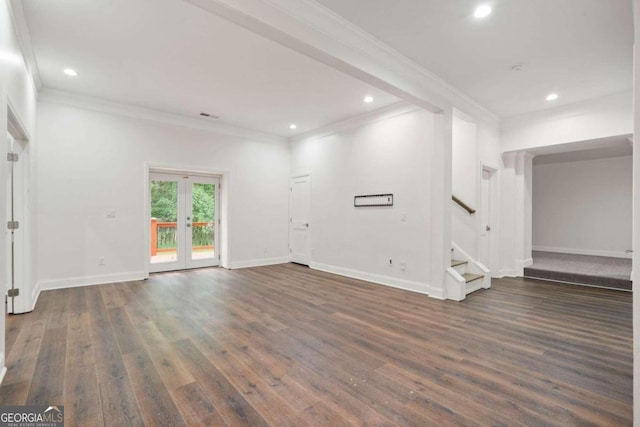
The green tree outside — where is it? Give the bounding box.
[151,181,215,248]
[150,182,215,222]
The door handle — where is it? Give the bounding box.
[304,223,309,227]
[485,225,491,231]
[186,223,192,228]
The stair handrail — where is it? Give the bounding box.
[452,195,475,214]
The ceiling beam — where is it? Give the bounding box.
[184,0,499,126]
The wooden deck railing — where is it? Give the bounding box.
[150,218,214,255]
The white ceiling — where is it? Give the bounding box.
[20,0,400,137]
[315,0,633,117]
[20,0,634,136]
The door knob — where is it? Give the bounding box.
[186,223,192,228]
[304,223,309,227]
[485,225,491,231]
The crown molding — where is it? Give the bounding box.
[38,88,288,144]
[501,90,632,131]
[7,0,42,90]
[290,101,420,143]
[185,0,499,128]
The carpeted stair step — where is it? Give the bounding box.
[462,273,483,283]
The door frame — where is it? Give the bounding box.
[144,163,229,277]
[476,161,499,275]
[288,173,312,265]
[5,101,32,314]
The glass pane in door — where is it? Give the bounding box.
[150,179,179,264]
[191,182,215,261]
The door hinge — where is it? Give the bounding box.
[7,153,18,162]
[218,218,221,225]
[7,221,19,230]
[7,288,19,297]
[218,254,221,260]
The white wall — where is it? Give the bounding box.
[451,114,477,256]
[451,110,502,266]
[502,91,632,152]
[633,1,640,420]
[0,0,39,376]
[533,156,632,258]
[290,107,433,294]
[35,99,290,289]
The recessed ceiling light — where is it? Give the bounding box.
[546,93,559,101]
[63,68,78,77]
[474,4,492,19]
[364,96,374,103]
[289,124,297,130]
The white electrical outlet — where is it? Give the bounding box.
[106,210,116,219]
[400,261,406,271]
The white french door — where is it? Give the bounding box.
[149,172,220,272]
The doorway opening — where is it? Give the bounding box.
[478,164,498,274]
[149,172,220,273]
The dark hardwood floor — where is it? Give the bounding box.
[0,264,633,426]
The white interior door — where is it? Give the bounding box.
[289,175,311,265]
[6,134,26,314]
[479,168,493,268]
[149,172,219,272]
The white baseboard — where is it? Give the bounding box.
[38,271,146,292]
[30,280,42,312]
[310,262,431,296]
[532,246,632,259]
[229,257,289,269]
[517,258,533,269]
[0,353,5,386]
[499,269,519,278]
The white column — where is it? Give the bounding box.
[500,153,517,276]
[500,151,534,277]
[515,152,535,273]
[429,108,453,299]
[632,0,640,422]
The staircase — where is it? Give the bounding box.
[445,243,491,301]
[451,259,484,294]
